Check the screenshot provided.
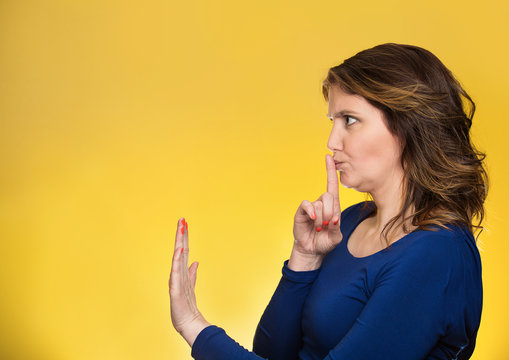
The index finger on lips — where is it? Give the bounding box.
[325,154,341,215]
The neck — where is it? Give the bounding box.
[368,171,413,235]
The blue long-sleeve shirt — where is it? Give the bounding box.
[191,201,483,360]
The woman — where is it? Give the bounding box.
[169,43,488,359]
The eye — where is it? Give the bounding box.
[345,115,358,126]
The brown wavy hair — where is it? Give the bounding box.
[322,43,488,245]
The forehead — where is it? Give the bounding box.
[327,86,382,119]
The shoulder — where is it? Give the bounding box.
[387,224,473,270]
[378,224,482,295]
[402,224,480,265]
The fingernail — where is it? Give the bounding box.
[182,218,186,226]
[333,217,339,225]
[181,226,185,234]
[316,227,322,232]
[323,221,329,226]
[311,213,316,220]
[180,248,183,254]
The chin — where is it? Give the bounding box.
[341,182,353,189]
[339,174,361,191]
[339,177,354,190]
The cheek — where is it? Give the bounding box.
[350,133,400,172]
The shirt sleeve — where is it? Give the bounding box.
[191,325,267,360]
[322,233,459,360]
[191,260,321,360]
[253,260,321,359]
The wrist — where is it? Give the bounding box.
[179,314,211,348]
[288,248,324,271]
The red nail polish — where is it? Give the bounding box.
[312,213,316,220]
[334,219,339,225]
[180,247,183,254]
[182,218,186,226]
[323,221,329,226]
[181,226,185,234]
[316,227,322,232]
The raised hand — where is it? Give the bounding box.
[290,154,343,270]
[169,218,211,347]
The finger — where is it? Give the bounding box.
[173,218,187,285]
[311,200,323,231]
[182,219,189,270]
[319,192,334,225]
[169,243,183,295]
[189,262,199,289]
[325,154,341,216]
[175,218,185,254]
[296,200,317,221]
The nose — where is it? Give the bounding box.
[327,122,344,153]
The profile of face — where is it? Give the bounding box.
[327,86,404,193]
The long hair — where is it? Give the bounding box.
[322,43,488,245]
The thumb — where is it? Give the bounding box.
[189,262,199,289]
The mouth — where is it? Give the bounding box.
[335,162,344,171]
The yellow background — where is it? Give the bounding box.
[1,0,507,359]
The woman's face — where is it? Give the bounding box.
[327,85,403,193]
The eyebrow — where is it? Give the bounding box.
[326,110,361,119]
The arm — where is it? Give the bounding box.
[192,326,268,360]
[252,255,322,360]
[191,257,321,360]
[192,233,469,360]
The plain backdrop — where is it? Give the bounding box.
[1,0,508,359]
